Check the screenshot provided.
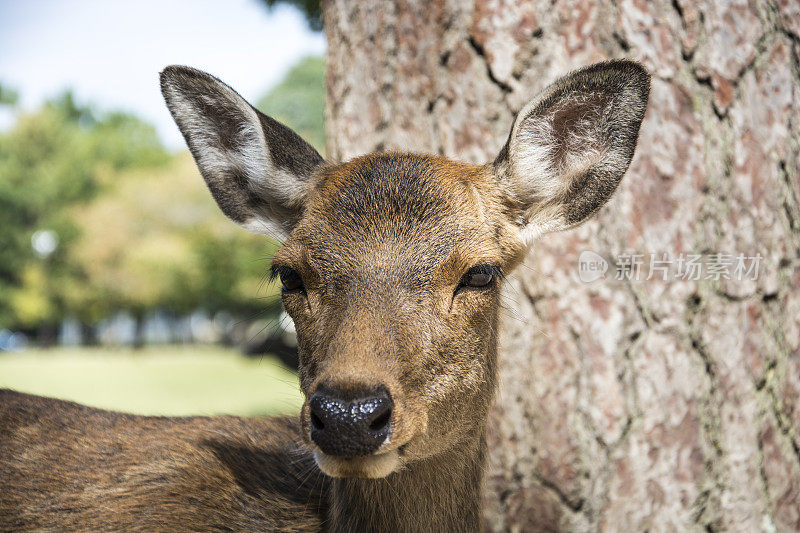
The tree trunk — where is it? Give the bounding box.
[80,322,99,346]
[132,310,145,350]
[35,322,58,348]
[323,1,800,530]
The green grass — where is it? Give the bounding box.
[0,345,303,417]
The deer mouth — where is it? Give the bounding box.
[313,449,401,479]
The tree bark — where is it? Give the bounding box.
[323,1,800,530]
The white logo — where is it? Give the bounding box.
[578,250,608,283]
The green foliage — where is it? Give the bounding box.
[0,92,169,328]
[259,0,322,31]
[69,154,281,321]
[257,55,326,155]
[0,83,19,106]
[0,60,320,333]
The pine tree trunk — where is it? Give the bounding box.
[323,1,800,530]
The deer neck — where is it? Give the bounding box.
[326,431,487,532]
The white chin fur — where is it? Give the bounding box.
[314,450,401,479]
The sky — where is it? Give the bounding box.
[0,0,326,149]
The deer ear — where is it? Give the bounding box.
[160,65,324,240]
[494,60,650,243]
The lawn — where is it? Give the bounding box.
[0,345,303,417]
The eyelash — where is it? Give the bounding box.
[455,264,502,294]
[271,265,304,293]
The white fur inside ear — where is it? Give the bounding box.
[240,216,289,241]
[517,209,564,245]
[164,83,303,212]
[509,91,608,206]
[497,61,649,243]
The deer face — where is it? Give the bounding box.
[161,61,649,478]
[272,154,524,477]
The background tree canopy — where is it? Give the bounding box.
[0,91,169,329]
[0,53,325,338]
[259,0,322,31]
[257,56,325,154]
[0,83,19,106]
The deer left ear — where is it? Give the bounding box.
[494,60,650,243]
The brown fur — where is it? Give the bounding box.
[282,152,524,465]
[0,389,327,531]
[0,61,649,531]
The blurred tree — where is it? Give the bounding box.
[258,0,321,31]
[1,59,314,341]
[0,83,19,106]
[257,55,325,155]
[0,92,168,331]
[70,154,282,345]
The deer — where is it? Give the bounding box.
[0,60,649,531]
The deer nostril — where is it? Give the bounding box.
[369,405,392,432]
[310,410,325,430]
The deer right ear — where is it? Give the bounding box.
[494,60,650,244]
[160,65,324,240]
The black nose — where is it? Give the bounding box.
[308,387,393,457]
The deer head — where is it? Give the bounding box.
[161,60,649,479]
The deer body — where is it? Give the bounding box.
[0,61,649,531]
[0,390,327,530]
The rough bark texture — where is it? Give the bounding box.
[323,1,800,530]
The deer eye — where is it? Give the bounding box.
[456,264,501,292]
[272,265,304,293]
